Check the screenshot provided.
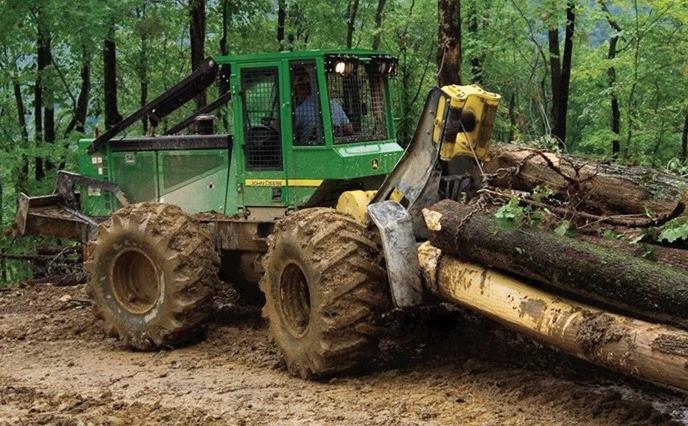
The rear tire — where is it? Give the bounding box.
[85,203,219,350]
[259,208,391,379]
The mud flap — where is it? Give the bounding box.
[368,200,424,308]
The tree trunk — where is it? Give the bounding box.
[12,77,29,184]
[555,0,575,145]
[34,14,51,181]
[418,242,688,393]
[189,0,206,109]
[484,146,688,215]
[682,109,688,161]
[437,0,461,86]
[547,27,561,129]
[13,78,28,142]
[220,0,230,56]
[346,0,360,49]
[372,0,387,50]
[600,1,621,157]
[75,60,90,134]
[136,6,149,133]
[103,24,122,129]
[277,0,286,50]
[218,0,231,131]
[64,53,90,136]
[467,0,482,84]
[507,93,516,142]
[422,199,688,329]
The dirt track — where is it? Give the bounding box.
[1,284,688,425]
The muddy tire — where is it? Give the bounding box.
[259,208,391,379]
[85,203,219,350]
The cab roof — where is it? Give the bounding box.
[212,49,396,65]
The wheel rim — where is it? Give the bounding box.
[279,263,311,337]
[111,248,161,314]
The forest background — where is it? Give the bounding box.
[1,0,687,282]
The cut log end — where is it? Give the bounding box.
[422,208,443,232]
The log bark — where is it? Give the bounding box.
[422,199,688,329]
[418,242,688,393]
[484,145,688,215]
[578,235,688,273]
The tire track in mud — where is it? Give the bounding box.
[1,284,687,425]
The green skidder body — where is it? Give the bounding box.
[77,49,402,220]
[16,49,409,374]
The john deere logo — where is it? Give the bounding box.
[371,158,380,170]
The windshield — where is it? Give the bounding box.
[326,64,388,144]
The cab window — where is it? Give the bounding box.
[290,62,324,146]
[241,68,282,170]
[327,64,388,144]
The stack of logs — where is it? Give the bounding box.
[418,145,688,391]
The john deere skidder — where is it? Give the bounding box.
[13,49,500,378]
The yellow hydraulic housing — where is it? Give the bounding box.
[433,85,501,162]
[335,190,377,223]
[336,85,501,223]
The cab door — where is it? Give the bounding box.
[235,64,288,211]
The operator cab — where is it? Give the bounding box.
[76,50,403,220]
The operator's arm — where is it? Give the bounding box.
[330,101,353,136]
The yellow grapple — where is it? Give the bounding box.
[433,84,501,162]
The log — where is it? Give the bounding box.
[422,199,688,329]
[418,242,688,392]
[578,235,688,273]
[484,145,688,215]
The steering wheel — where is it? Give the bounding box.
[246,123,281,168]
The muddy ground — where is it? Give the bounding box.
[1,283,687,425]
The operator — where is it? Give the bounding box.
[292,67,353,142]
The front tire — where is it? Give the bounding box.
[259,208,391,379]
[85,203,219,350]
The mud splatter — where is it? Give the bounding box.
[652,334,688,358]
[575,312,631,356]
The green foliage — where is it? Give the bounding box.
[659,217,688,243]
[602,229,622,240]
[554,220,573,237]
[532,185,554,203]
[665,158,688,178]
[495,197,526,229]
